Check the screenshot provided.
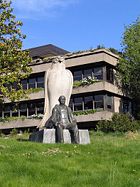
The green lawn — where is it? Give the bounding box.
[0,132,140,187]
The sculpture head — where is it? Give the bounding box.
[58,95,66,105]
[52,56,65,64]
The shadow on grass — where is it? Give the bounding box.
[16,138,30,142]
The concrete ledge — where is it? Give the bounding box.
[0,119,40,130]
[29,129,90,144]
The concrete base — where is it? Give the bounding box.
[29,129,90,144]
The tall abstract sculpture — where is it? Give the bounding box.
[38,56,73,128]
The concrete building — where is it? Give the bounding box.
[0,44,132,132]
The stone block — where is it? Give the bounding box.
[43,129,55,143]
[63,129,71,144]
[79,130,90,144]
[29,129,90,144]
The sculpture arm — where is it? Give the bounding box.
[68,107,77,123]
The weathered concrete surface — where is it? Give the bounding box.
[29,129,90,144]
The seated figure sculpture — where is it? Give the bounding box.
[47,95,79,143]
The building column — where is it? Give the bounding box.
[103,66,107,81]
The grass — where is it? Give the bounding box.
[0,131,140,187]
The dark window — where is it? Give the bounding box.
[106,95,113,110]
[11,104,18,117]
[20,103,27,116]
[21,79,28,90]
[36,101,44,114]
[73,70,82,81]
[94,95,104,109]
[37,76,44,88]
[4,105,11,117]
[83,69,92,79]
[84,96,93,110]
[74,97,83,111]
[69,98,73,111]
[28,78,36,89]
[94,67,103,80]
[107,67,114,83]
[28,103,36,116]
[12,82,18,90]
[123,100,129,113]
[0,106,2,117]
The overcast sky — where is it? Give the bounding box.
[12,0,140,52]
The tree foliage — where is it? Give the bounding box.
[117,18,140,99]
[0,0,31,103]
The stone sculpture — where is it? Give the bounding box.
[38,56,73,128]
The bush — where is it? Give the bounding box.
[10,128,18,136]
[97,113,140,132]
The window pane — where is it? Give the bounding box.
[74,97,83,111]
[0,106,2,117]
[11,105,18,117]
[123,100,129,113]
[20,103,27,116]
[28,103,36,116]
[21,79,27,90]
[107,67,114,83]
[69,98,73,111]
[36,101,44,114]
[73,70,82,81]
[84,96,93,110]
[94,67,103,80]
[4,105,11,117]
[28,78,36,89]
[37,76,44,88]
[83,69,92,78]
[12,82,18,90]
[94,95,104,109]
[106,95,113,109]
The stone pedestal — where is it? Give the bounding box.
[29,129,90,144]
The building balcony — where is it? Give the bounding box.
[75,110,113,123]
[4,89,45,103]
[0,118,40,130]
[72,81,123,96]
[0,110,113,130]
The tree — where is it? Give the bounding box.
[0,0,31,103]
[117,18,140,118]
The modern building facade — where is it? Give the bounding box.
[0,44,132,132]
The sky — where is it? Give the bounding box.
[11,0,140,52]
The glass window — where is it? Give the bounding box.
[123,100,129,113]
[28,78,36,89]
[74,97,83,111]
[0,105,2,117]
[20,103,27,116]
[28,103,36,116]
[12,82,18,90]
[37,76,44,88]
[107,67,114,83]
[69,98,73,111]
[84,96,93,110]
[21,79,27,90]
[106,95,113,110]
[94,95,104,109]
[36,101,44,114]
[93,67,103,80]
[83,69,92,79]
[73,70,82,81]
[11,104,18,117]
[4,105,11,117]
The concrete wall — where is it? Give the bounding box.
[72,81,123,96]
[114,96,121,113]
[66,50,118,68]
[0,111,114,130]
